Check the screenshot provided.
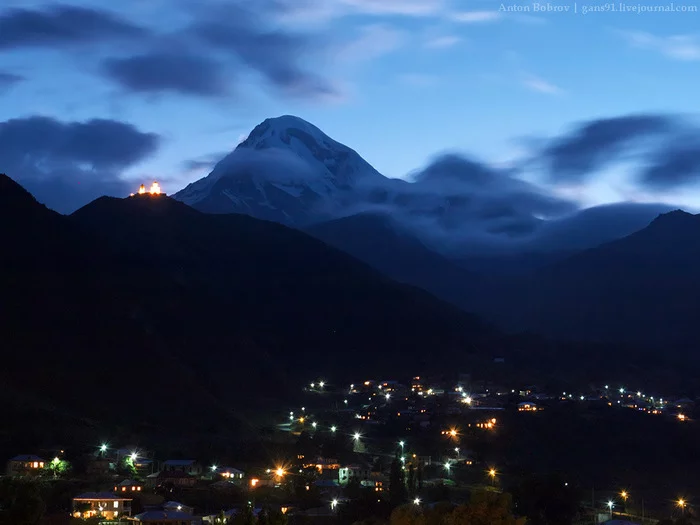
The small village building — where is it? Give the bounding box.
[72,492,132,520]
[338,465,371,485]
[6,455,45,476]
[114,479,144,493]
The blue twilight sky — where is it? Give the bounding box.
[1,0,700,213]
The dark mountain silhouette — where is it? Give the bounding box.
[1,174,492,441]
[478,209,700,350]
[305,212,490,309]
[305,206,700,353]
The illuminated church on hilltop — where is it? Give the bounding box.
[130,181,165,197]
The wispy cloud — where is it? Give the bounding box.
[424,35,462,49]
[272,0,446,21]
[339,0,447,16]
[522,74,563,95]
[450,10,501,23]
[337,24,406,62]
[619,30,700,61]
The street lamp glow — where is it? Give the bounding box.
[444,462,451,471]
[449,428,457,437]
[399,441,405,448]
[621,491,628,501]
[400,456,405,464]
[276,468,285,477]
[385,393,391,400]
[489,468,496,478]
[607,501,614,509]
[320,381,325,388]
[130,452,137,462]
[353,432,361,441]
[619,387,624,394]
[455,448,460,454]
[677,499,686,508]
[311,383,315,388]
[331,499,338,510]
[331,426,337,432]
[414,498,421,505]
[100,444,107,453]
[312,422,317,429]
[211,465,218,471]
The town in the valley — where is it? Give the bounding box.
[3,374,696,525]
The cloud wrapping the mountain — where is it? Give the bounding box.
[211,147,321,183]
[347,154,578,251]
[0,116,159,213]
[0,4,145,49]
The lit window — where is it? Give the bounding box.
[114,502,119,509]
[33,462,38,468]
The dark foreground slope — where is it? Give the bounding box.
[0,175,491,442]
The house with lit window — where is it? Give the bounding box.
[6,455,46,476]
[72,492,132,520]
[114,479,144,493]
[218,467,245,481]
[338,464,371,485]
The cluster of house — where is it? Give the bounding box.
[5,448,403,523]
[337,377,697,424]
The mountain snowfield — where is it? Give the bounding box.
[175,115,386,225]
[174,115,674,255]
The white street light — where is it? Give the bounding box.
[414,498,421,505]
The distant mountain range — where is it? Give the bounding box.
[174,115,674,256]
[172,115,700,350]
[306,203,700,351]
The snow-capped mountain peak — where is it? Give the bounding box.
[173,115,385,225]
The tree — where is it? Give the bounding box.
[407,464,417,499]
[389,455,408,507]
[424,502,454,525]
[47,457,70,478]
[448,491,525,525]
[391,504,426,525]
[0,478,45,525]
[232,503,256,525]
